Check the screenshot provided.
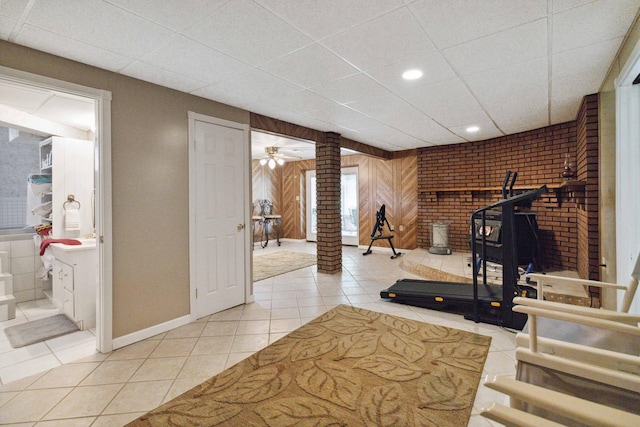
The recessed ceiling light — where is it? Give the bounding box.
[466,126,480,133]
[402,69,423,80]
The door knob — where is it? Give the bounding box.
[237,223,245,231]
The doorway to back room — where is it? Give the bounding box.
[306,166,359,246]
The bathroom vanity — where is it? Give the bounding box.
[50,238,97,330]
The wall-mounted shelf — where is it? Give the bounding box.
[420,181,584,193]
[419,180,585,206]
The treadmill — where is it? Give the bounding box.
[380,181,547,330]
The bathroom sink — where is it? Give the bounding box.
[49,237,96,257]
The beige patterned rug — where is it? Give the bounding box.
[128,304,491,427]
[253,250,317,282]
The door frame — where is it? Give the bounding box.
[0,66,113,352]
[305,169,317,242]
[187,112,253,321]
[340,166,359,246]
[614,35,640,314]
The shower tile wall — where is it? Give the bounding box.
[0,236,42,303]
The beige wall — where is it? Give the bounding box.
[598,15,640,294]
[0,41,250,338]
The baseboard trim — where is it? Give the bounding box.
[112,314,192,350]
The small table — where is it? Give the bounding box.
[262,214,281,248]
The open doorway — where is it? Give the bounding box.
[0,67,112,373]
[305,167,359,246]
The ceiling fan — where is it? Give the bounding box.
[259,146,301,169]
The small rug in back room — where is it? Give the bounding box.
[4,314,79,348]
[127,304,491,426]
[253,250,316,282]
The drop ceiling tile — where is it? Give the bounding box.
[216,69,305,105]
[322,7,436,72]
[106,0,228,32]
[304,104,371,127]
[0,81,50,111]
[0,0,31,18]
[465,57,549,134]
[345,92,413,121]
[552,0,594,13]
[273,90,342,117]
[261,43,359,89]
[184,0,312,67]
[310,73,389,105]
[389,111,461,143]
[34,96,95,131]
[24,0,175,58]
[121,61,208,94]
[552,38,622,81]
[444,19,548,77]
[140,35,252,85]
[448,122,504,142]
[551,72,602,123]
[255,0,403,40]
[409,0,546,49]
[191,85,249,110]
[552,0,640,53]
[366,49,458,93]
[0,18,14,39]
[402,79,492,128]
[14,24,133,72]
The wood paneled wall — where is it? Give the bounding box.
[252,153,418,250]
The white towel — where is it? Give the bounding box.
[65,208,81,231]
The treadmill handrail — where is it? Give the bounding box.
[473,185,548,215]
[470,184,547,326]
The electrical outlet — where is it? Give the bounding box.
[399,225,404,231]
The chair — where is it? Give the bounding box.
[480,253,640,426]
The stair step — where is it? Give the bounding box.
[0,250,8,274]
[0,294,16,321]
[0,273,13,296]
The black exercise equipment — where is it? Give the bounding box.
[380,178,547,330]
[363,204,401,259]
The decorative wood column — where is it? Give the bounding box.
[316,132,342,273]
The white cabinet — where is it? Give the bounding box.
[51,241,97,330]
[40,136,94,238]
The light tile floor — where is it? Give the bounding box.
[0,242,509,426]
[0,301,99,385]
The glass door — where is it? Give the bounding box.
[306,167,359,246]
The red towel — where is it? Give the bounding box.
[39,238,82,256]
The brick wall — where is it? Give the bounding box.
[316,132,342,273]
[576,94,600,282]
[417,116,591,272]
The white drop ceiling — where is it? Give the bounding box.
[1,0,639,154]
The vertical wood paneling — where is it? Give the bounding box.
[398,155,418,249]
[253,153,418,250]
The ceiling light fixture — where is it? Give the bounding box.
[402,69,423,80]
[258,146,301,168]
[466,126,480,133]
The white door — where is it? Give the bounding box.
[306,167,359,245]
[192,116,248,318]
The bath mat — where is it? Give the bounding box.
[4,314,79,348]
[253,250,316,281]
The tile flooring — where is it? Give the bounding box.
[0,242,510,426]
[0,300,98,385]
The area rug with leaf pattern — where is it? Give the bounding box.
[128,304,491,427]
[253,250,317,282]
